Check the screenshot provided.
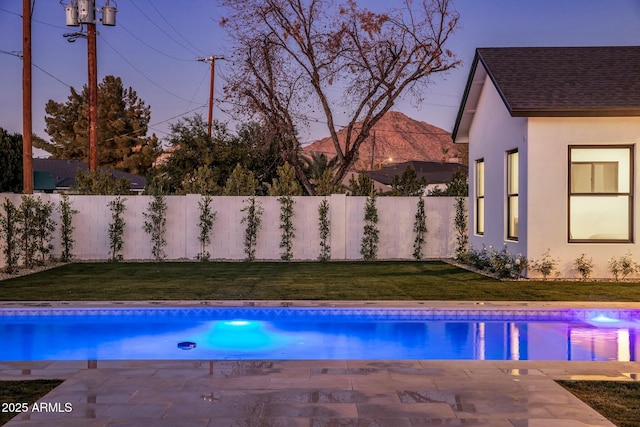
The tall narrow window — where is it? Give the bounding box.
[475,159,485,235]
[506,150,518,240]
[569,146,633,242]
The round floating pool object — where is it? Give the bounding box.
[177,341,196,350]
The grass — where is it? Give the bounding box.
[0,380,63,425]
[558,381,640,427]
[1,260,640,301]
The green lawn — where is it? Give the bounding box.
[1,260,640,301]
[0,380,63,425]
[558,381,640,427]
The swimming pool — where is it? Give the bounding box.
[1,307,638,361]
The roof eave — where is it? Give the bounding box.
[511,108,640,117]
[451,51,481,144]
[452,51,511,144]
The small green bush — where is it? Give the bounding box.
[530,249,559,280]
[573,253,593,280]
[608,252,638,281]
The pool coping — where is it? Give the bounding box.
[2,300,640,309]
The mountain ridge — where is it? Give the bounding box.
[304,111,466,170]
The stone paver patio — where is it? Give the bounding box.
[2,359,638,426]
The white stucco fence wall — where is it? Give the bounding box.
[0,193,458,265]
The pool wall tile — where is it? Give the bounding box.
[1,307,640,322]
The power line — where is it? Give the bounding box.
[185,66,211,114]
[1,48,71,88]
[143,0,206,56]
[149,107,208,136]
[99,33,198,104]
[98,104,207,144]
[0,6,21,17]
[128,0,202,57]
[119,23,194,62]
[0,48,21,57]
[0,6,69,30]
[32,62,71,88]
[220,97,452,137]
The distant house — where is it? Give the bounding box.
[33,159,146,193]
[452,46,640,278]
[351,160,467,194]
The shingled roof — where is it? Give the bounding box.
[453,46,640,142]
[365,161,467,186]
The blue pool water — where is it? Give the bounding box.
[0,307,639,361]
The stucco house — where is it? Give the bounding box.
[452,46,640,278]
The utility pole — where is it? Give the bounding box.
[64,0,117,171]
[87,21,98,171]
[22,0,33,194]
[370,131,376,170]
[197,55,225,139]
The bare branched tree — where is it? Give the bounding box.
[220,0,460,195]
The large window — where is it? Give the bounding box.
[569,146,633,242]
[475,159,485,235]
[507,150,518,240]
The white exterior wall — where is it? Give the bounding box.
[467,74,528,257]
[0,194,458,266]
[527,116,640,278]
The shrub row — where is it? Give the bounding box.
[461,245,640,281]
[1,195,436,271]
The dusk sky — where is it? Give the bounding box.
[2,0,640,155]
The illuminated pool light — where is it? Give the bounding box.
[226,320,251,326]
[590,314,619,323]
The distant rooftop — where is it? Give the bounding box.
[33,158,146,192]
[366,161,467,186]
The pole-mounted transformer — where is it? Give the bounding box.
[77,0,95,24]
[64,0,117,27]
[65,4,79,26]
[102,3,117,26]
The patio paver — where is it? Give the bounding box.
[2,359,634,426]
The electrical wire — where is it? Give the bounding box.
[128,0,202,57]
[143,0,206,56]
[99,33,199,104]
[1,49,71,88]
[220,98,452,138]
[32,62,72,88]
[0,49,21,57]
[98,104,207,144]
[118,23,194,62]
[0,6,69,30]
[185,66,210,114]
[0,7,20,17]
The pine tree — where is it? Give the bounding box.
[223,164,259,196]
[389,166,427,196]
[41,75,159,175]
[0,128,23,193]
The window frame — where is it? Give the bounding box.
[567,145,634,243]
[506,149,518,241]
[475,158,485,235]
